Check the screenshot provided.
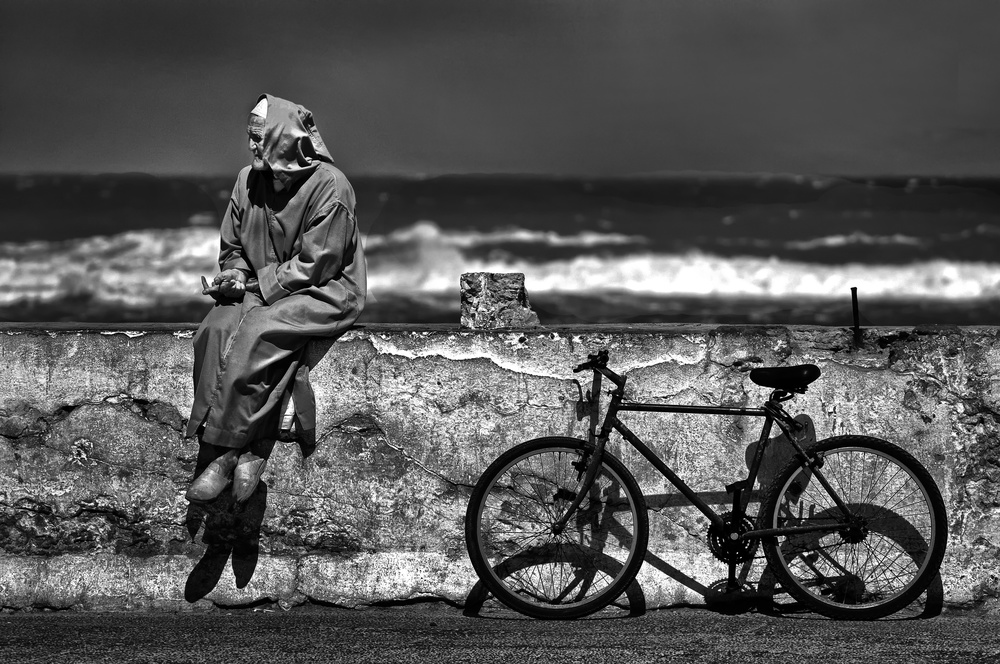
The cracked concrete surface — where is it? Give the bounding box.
[0,323,998,612]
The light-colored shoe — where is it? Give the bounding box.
[185,449,239,502]
[232,451,267,503]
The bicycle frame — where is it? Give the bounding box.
[611,400,772,531]
[554,364,854,543]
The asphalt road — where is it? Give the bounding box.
[2,603,999,664]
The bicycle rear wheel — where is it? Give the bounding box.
[465,436,648,619]
[760,435,947,620]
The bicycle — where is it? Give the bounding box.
[464,350,947,620]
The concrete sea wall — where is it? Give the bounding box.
[0,322,998,613]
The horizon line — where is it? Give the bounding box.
[3,170,1000,181]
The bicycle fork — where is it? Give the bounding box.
[551,434,608,536]
[552,371,617,536]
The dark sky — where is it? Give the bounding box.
[3,0,1000,177]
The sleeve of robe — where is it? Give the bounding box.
[256,201,356,304]
[218,175,252,275]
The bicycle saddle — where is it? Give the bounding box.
[749,364,821,393]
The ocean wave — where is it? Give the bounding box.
[0,228,219,307]
[364,219,648,249]
[686,231,932,256]
[781,225,1000,251]
[784,232,927,251]
[359,222,1000,298]
[941,223,1000,241]
[2,225,1000,310]
[367,249,1000,299]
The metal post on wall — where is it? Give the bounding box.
[851,286,863,349]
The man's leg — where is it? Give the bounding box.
[194,297,306,502]
[199,297,302,449]
[188,300,244,442]
[186,301,246,502]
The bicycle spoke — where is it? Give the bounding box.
[468,440,646,617]
[763,438,945,618]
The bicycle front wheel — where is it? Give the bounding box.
[760,436,947,620]
[465,437,649,619]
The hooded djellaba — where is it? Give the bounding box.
[185,93,367,504]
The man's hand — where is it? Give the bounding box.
[214,269,248,298]
[202,270,248,300]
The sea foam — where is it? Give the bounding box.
[2,223,1000,309]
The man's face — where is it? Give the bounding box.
[247,114,267,171]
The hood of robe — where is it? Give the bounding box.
[253,93,334,187]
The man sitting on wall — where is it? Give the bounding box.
[185,94,367,503]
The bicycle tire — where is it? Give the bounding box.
[465,436,649,619]
[760,435,947,620]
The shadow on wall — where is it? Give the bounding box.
[183,445,269,602]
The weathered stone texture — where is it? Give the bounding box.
[0,323,999,613]
[459,272,541,329]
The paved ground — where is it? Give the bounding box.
[2,603,999,664]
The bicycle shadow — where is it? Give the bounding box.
[637,543,943,619]
[183,445,269,602]
[641,411,944,619]
[754,500,946,620]
[463,572,647,619]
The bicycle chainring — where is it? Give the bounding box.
[707,512,759,564]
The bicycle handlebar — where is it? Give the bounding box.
[573,350,626,389]
[573,350,609,373]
